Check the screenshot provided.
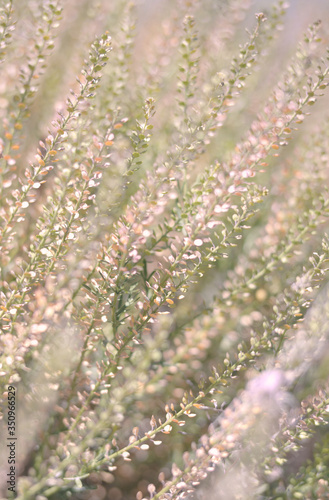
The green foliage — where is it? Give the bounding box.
[1,1,329,499]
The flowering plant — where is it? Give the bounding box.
[1,1,329,499]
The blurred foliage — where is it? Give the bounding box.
[1,1,329,499]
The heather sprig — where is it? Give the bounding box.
[0,0,63,200]
[0,0,14,64]
[0,31,112,303]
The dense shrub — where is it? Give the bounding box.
[1,1,329,499]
